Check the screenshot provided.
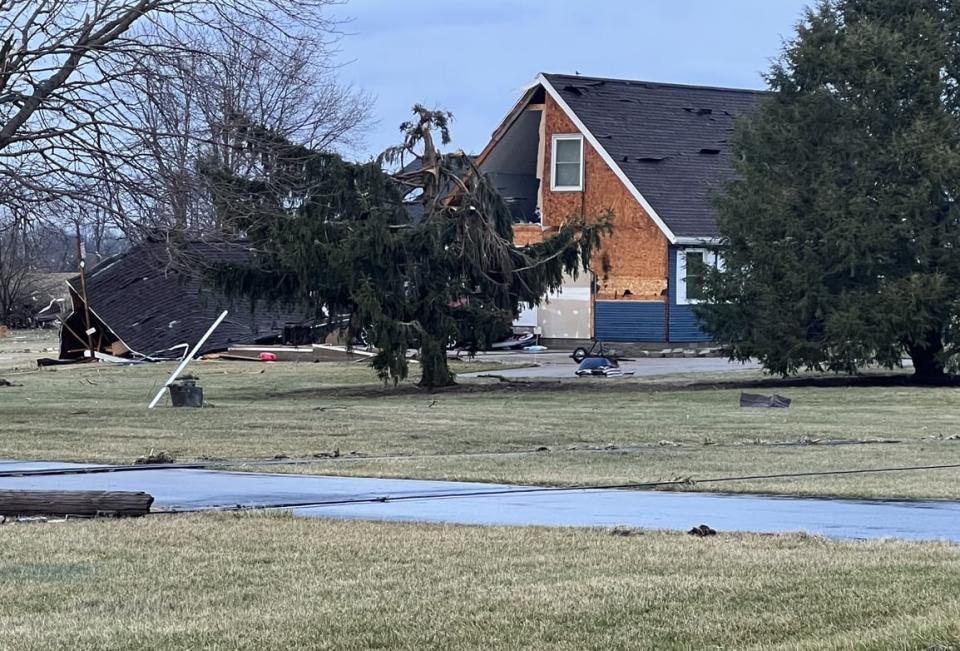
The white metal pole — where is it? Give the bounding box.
[147,310,229,409]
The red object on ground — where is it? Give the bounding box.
[259,352,279,362]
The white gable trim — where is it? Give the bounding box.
[537,74,679,244]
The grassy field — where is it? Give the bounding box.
[3,330,960,499]
[1,513,959,651]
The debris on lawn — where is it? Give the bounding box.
[167,376,204,408]
[688,524,718,537]
[313,449,341,459]
[57,238,308,363]
[739,392,792,408]
[134,449,176,465]
[574,356,635,377]
[0,489,153,517]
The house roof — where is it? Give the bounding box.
[540,73,767,240]
[66,239,306,357]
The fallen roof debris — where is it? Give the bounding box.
[59,238,308,362]
[739,392,792,408]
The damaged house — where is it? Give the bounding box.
[58,239,306,360]
[478,73,764,344]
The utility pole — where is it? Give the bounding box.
[75,222,95,358]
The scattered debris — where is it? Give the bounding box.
[167,377,203,408]
[610,525,643,537]
[535,446,551,452]
[489,332,537,350]
[312,449,341,459]
[313,405,350,412]
[58,239,307,362]
[273,454,289,460]
[134,449,176,465]
[0,490,153,518]
[926,434,960,441]
[0,378,15,387]
[575,357,634,377]
[148,312,226,410]
[658,440,681,447]
[739,392,792,408]
[688,524,718,537]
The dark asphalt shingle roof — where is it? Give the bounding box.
[542,73,767,239]
[68,240,306,356]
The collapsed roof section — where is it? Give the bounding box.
[60,239,307,360]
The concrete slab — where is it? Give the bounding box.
[2,465,960,542]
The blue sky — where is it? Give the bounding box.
[332,1,812,159]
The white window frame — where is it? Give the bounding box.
[550,134,584,192]
[676,248,720,305]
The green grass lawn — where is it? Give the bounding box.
[2,349,960,499]
[2,513,959,651]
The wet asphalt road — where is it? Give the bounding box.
[2,460,960,541]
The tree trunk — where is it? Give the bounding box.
[418,336,454,388]
[907,333,947,381]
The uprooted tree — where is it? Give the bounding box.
[210,107,609,388]
[697,0,960,380]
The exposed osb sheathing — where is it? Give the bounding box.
[512,223,546,247]
[539,94,668,301]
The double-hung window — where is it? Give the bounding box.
[551,134,583,191]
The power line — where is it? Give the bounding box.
[150,461,960,515]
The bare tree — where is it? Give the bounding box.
[114,20,369,233]
[0,0,362,234]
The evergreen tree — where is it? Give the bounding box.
[698,0,960,380]
[210,107,608,387]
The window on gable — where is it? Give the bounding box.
[551,135,583,191]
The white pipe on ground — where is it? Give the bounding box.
[147,310,229,409]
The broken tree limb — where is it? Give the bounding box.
[0,490,154,517]
[148,309,228,409]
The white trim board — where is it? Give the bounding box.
[537,74,680,244]
[550,134,584,191]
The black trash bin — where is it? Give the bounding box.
[168,378,203,408]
